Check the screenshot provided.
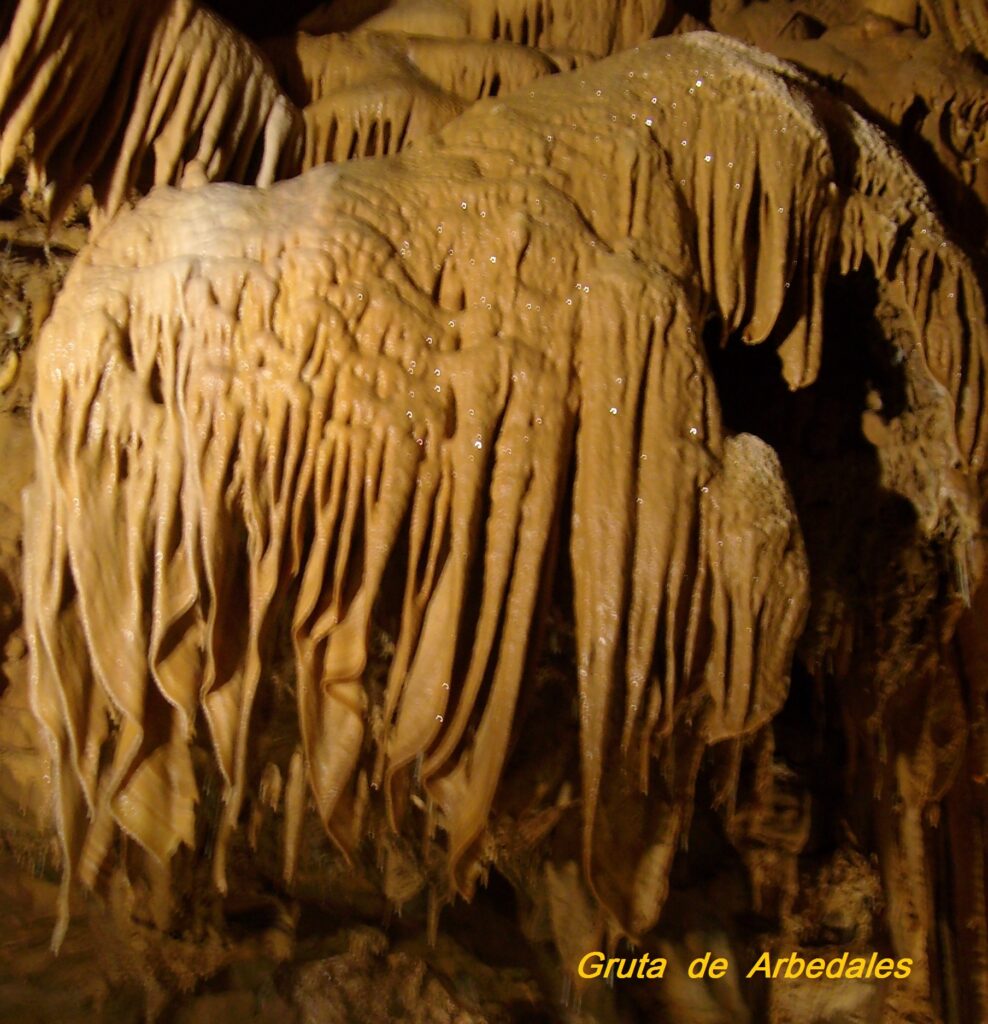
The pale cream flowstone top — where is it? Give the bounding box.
[23,33,984,949]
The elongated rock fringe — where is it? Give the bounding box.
[460,0,679,52]
[25,34,984,950]
[315,0,683,55]
[264,32,560,109]
[263,31,568,168]
[920,0,988,58]
[0,0,301,221]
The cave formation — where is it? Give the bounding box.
[0,2,987,1022]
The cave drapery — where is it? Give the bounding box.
[1,2,988,1022]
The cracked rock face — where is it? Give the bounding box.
[1,2,987,1022]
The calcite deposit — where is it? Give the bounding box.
[0,0,300,220]
[0,1,986,1022]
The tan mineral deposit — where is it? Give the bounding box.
[0,1,986,1022]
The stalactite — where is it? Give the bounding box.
[919,0,988,58]
[0,0,301,221]
[20,34,985,985]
